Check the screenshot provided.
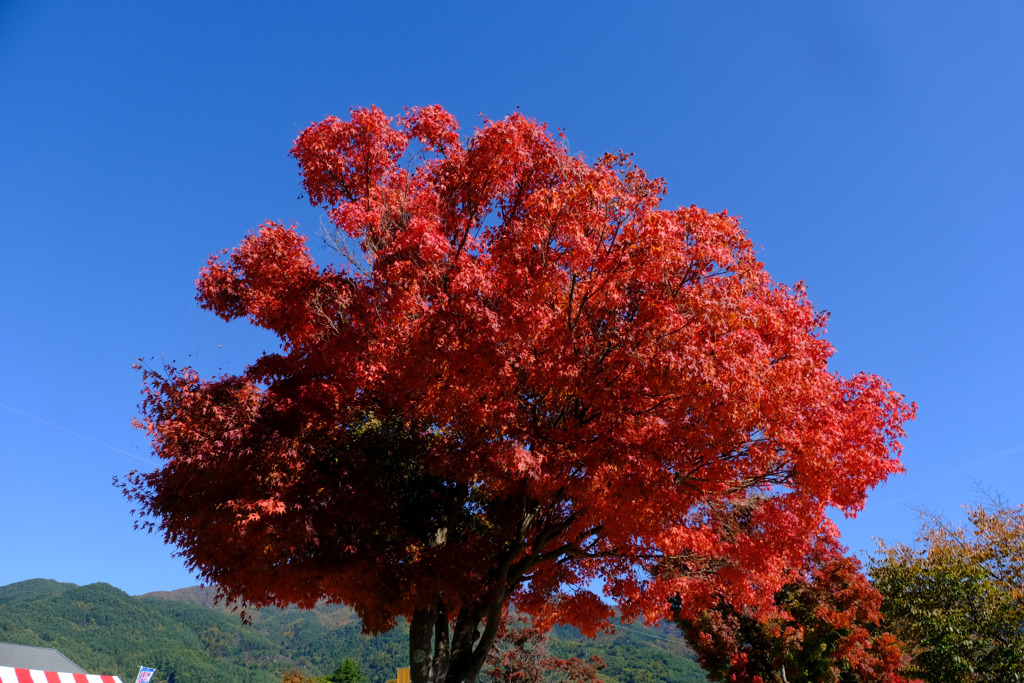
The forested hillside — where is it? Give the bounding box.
[549,622,707,683]
[0,581,705,683]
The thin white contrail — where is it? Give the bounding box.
[860,444,1024,514]
[0,401,154,465]
[950,444,1024,473]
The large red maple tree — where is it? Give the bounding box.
[124,106,914,683]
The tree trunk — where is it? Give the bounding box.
[408,503,541,683]
[410,605,439,683]
[408,596,504,683]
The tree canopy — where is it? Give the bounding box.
[676,534,910,683]
[124,105,913,683]
[870,497,1024,682]
[328,658,365,683]
[486,616,604,683]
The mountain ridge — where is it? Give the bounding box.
[0,579,705,683]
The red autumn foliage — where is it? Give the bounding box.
[123,106,914,683]
[676,533,916,682]
[486,616,605,683]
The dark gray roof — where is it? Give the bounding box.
[0,642,87,673]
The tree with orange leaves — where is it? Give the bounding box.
[123,106,914,683]
[870,496,1024,682]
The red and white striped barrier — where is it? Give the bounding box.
[0,667,123,683]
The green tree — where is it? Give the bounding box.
[328,658,366,683]
[869,497,1024,682]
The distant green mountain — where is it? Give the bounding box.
[549,621,707,683]
[0,579,283,682]
[0,580,705,683]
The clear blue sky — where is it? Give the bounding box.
[1,1,1021,597]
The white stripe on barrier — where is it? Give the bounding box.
[0,668,123,683]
